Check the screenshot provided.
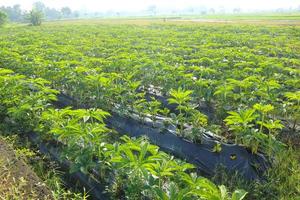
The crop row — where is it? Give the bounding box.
[0,67,249,199]
[54,93,268,180]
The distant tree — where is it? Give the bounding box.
[45,7,61,20]
[61,7,72,18]
[0,10,7,26]
[0,4,23,22]
[33,2,64,20]
[12,5,22,21]
[33,1,46,12]
[27,9,43,26]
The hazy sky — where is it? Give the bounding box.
[1,0,299,12]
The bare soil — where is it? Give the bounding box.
[0,138,54,200]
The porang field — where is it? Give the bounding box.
[0,18,299,199]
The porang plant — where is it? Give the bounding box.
[0,68,58,133]
[38,107,247,200]
[224,103,285,155]
[39,107,111,173]
[106,136,247,200]
[168,87,208,141]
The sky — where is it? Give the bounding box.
[0,0,299,12]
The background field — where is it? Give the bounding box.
[0,16,299,200]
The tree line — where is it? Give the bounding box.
[0,1,79,26]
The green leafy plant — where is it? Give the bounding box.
[224,108,259,152]
[39,108,111,173]
[225,104,284,155]
[168,87,194,134]
[108,136,244,200]
[180,173,248,200]
[168,87,207,139]
[253,103,285,155]
[0,68,58,132]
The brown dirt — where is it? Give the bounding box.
[0,138,54,200]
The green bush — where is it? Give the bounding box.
[27,9,43,26]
